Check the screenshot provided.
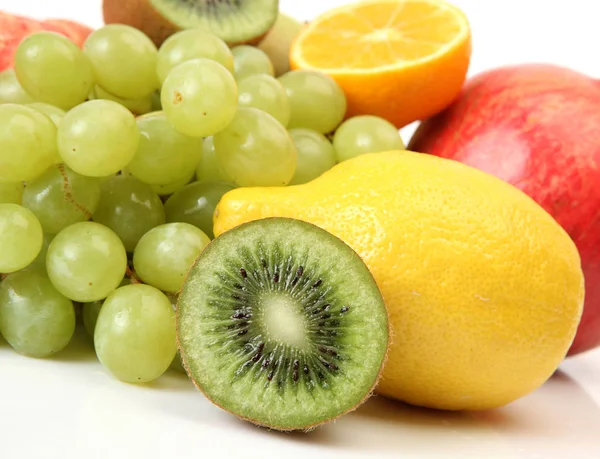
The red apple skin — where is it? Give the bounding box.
[0,11,93,72]
[0,11,44,71]
[408,63,600,356]
[42,19,93,47]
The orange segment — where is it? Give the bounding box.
[290,0,472,128]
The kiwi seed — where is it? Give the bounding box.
[177,217,389,431]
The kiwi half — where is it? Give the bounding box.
[103,0,279,47]
[177,218,389,431]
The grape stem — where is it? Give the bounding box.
[126,265,141,284]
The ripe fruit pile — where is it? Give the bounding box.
[0,22,404,391]
[214,151,585,412]
[0,0,592,435]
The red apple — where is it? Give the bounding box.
[0,11,44,71]
[42,19,93,47]
[0,11,93,72]
[409,63,600,356]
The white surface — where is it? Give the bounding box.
[3,331,600,459]
[2,1,600,458]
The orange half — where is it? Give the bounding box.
[290,0,472,128]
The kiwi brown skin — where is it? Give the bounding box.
[103,0,174,47]
[175,217,391,432]
[102,0,271,47]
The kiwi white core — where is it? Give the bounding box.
[259,293,308,349]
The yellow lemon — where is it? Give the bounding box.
[213,151,584,411]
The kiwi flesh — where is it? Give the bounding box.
[258,13,305,76]
[177,217,389,431]
[103,0,279,47]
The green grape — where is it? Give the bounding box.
[30,232,54,270]
[46,221,127,302]
[90,85,153,116]
[214,107,297,187]
[84,24,158,99]
[164,181,235,238]
[0,204,43,273]
[0,104,57,182]
[161,58,238,138]
[25,103,65,164]
[0,69,34,104]
[257,13,304,76]
[93,175,166,252]
[0,268,75,358]
[278,70,347,133]
[22,164,101,235]
[0,182,24,204]
[94,284,177,383]
[14,31,94,110]
[83,301,102,337]
[57,100,139,177]
[196,136,234,183]
[333,115,406,161]
[164,292,186,373]
[26,102,65,128]
[156,29,234,84]
[288,128,337,185]
[237,74,291,127]
[231,45,274,80]
[133,223,210,293]
[149,170,195,197]
[129,111,203,185]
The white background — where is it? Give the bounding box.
[2,1,600,458]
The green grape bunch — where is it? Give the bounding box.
[0,21,355,388]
